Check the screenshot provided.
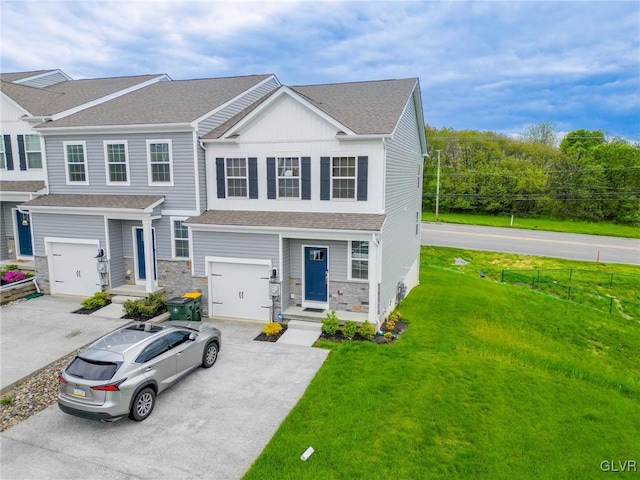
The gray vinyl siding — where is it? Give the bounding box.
[19,72,68,88]
[120,219,172,259]
[196,77,279,136]
[0,202,17,259]
[31,213,106,256]
[122,221,137,257]
[281,238,290,310]
[191,231,279,277]
[45,132,197,210]
[108,219,125,287]
[197,141,207,212]
[289,239,348,281]
[379,94,423,312]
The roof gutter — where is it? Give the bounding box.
[34,122,194,135]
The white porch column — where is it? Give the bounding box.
[368,235,379,327]
[142,218,154,294]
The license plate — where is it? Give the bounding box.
[72,387,86,398]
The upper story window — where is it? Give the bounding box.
[350,241,369,280]
[226,157,247,197]
[64,141,88,185]
[147,140,173,185]
[332,156,356,199]
[0,137,6,169]
[172,218,190,259]
[104,141,130,185]
[278,157,300,198]
[24,135,42,169]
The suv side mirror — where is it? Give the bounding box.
[189,333,198,341]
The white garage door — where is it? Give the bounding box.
[50,242,101,297]
[209,261,271,322]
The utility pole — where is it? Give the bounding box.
[435,149,442,220]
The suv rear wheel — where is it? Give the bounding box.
[129,387,156,421]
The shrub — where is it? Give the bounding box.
[342,321,358,340]
[81,291,109,310]
[322,310,339,335]
[124,293,167,320]
[359,320,375,340]
[1,264,19,274]
[263,322,283,337]
[1,395,13,405]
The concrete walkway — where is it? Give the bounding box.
[278,320,322,346]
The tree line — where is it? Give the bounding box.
[423,124,640,226]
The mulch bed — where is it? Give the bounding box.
[254,324,288,342]
[319,320,408,344]
[72,300,112,315]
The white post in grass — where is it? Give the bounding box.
[435,149,442,221]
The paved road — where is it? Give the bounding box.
[421,223,640,265]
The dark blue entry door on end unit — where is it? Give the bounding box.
[135,228,156,280]
[16,211,33,256]
[304,247,328,302]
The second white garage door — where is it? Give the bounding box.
[208,260,271,322]
[48,241,101,297]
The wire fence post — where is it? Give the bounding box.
[568,287,571,301]
[569,269,573,282]
[502,270,504,283]
[610,297,614,314]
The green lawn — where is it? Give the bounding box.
[244,248,640,479]
[421,211,640,239]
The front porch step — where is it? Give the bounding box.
[281,307,369,325]
[285,320,324,332]
[107,285,165,298]
[111,295,142,305]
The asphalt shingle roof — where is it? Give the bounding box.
[22,194,164,210]
[0,181,46,193]
[1,74,164,116]
[37,74,275,128]
[290,78,417,135]
[186,210,385,232]
[203,78,418,139]
[0,70,54,82]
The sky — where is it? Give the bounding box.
[1,0,639,140]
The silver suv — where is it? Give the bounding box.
[58,321,221,422]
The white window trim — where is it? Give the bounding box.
[225,157,248,198]
[330,155,357,201]
[104,140,131,186]
[146,139,174,186]
[277,156,301,200]
[348,240,369,282]
[24,134,43,169]
[170,216,191,260]
[63,141,89,185]
[0,138,6,169]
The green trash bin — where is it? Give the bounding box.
[165,297,194,321]
[182,292,202,322]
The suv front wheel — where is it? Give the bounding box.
[129,387,156,421]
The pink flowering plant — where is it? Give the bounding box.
[1,265,31,285]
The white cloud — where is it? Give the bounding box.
[1,0,638,138]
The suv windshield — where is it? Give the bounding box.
[66,357,120,381]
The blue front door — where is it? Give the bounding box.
[15,211,33,256]
[304,247,328,302]
[135,228,156,280]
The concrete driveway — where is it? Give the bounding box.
[0,299,328,480]
[1,296,132,392]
